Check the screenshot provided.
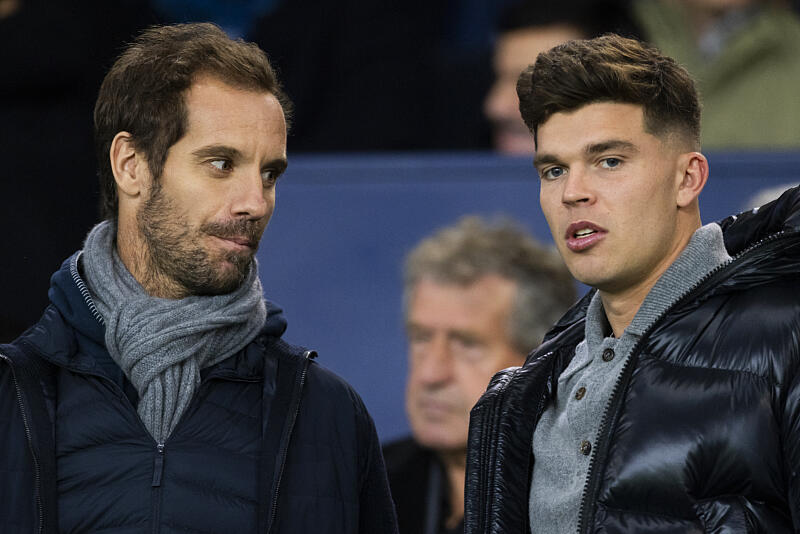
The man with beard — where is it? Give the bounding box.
[465,35,800,533]
[0,23,397,534]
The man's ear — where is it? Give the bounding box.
[675,151,709,208]
[110,132,149,199]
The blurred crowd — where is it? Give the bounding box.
[3,0,800,338]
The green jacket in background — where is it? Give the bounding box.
[634,0,800,150]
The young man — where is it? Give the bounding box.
[0,23,397,533]
[383,217,575,534]
[464,35,800,533]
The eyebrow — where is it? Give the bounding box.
[192,144,288,173]
[191,144,243,161]
[533,139,639,168]
[585,139,638,156]
[533,153,561,168]
[267,157,289,174]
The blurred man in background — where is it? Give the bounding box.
[383,216,575,534]
[484,0,639,154]
[633,0,800,148]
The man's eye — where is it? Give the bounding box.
[542,166,566,180]
[262,170,278,186]
[408,331,432,344]
[210,159,232,171]
[600,157,621,169]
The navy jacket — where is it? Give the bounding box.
[465,186,800,533]
[0,253,398,533]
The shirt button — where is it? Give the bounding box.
[575,387,586,400]
[602,348,615,362]
[580,440,592,456]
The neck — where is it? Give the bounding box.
[116,218,188,299]
[436,448,466,530]
[599,221,700,337]
[598,285,653,338]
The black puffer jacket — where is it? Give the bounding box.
[465,186,800,533]
[0,253,398,534]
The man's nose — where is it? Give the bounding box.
[561,166,594,206]
[416,338,454,386]
[231,169,270,220]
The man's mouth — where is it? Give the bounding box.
[223,236,256,247]
[573,228,597,238]
[565,221,607,251]
[202,219,262,251]
[210,234,257,252]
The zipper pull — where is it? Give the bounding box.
[152,443,165,487]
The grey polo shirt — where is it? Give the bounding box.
[529,223,732,533]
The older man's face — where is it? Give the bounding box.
[405,275,526,452]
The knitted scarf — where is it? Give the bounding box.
[81,220,267,444]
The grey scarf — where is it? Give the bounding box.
[82,220,267,444]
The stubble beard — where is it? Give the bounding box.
[137,182,261,297]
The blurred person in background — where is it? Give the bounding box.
[383,216,575,534]
[484,0,640,154]
[633,0,800,149]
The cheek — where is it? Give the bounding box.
[404,364,426,400]
[458,363,501,405]
[264,190,277,217]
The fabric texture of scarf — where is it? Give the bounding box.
[81,220,267,444]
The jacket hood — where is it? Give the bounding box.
[714,184,800,293]
[719,184,800,254]
[48,253,105,348]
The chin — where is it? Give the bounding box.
[564,260,610,289]
[414,427,466,452]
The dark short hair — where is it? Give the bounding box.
[517,34,700,147]
[94,22,292,220]
[404,216,576,353]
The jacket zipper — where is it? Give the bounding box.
[576,230,790,533]
[69,252,105,326]
[0,351,44,534]
[266,350,315,534]
[151,442,165,534]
